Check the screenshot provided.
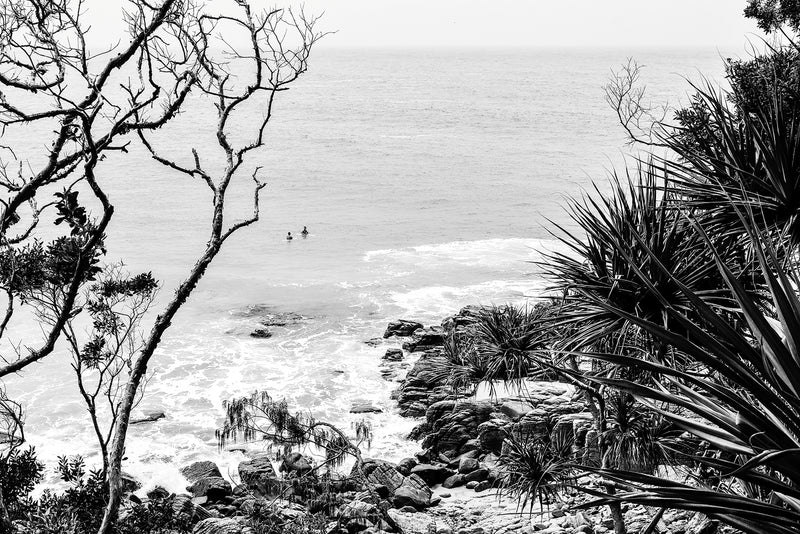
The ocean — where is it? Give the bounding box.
[4,47,734,490]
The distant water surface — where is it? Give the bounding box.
[5,47,736,489]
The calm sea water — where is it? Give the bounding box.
[5,47,734,489]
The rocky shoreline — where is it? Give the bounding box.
[123,306,723,534]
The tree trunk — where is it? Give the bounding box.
[97,242,221,534]
[0,488,13,534]
[608,497,626,534]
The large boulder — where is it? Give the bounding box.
[409,464,452,486]
[358,459,405,493]
[383,348,404,361]
[384,320,423,338]
[420,400,498,458]
[441,474,465,489]
[387,509,438,534]
[457,457,480,474]
[192,518,255,534]
[238,455,280,497]
[402,327,445,353]
[440,305,483,335]
[395,348,455,417]
[392,474,432,509]
[181,461,223,482]
[280,452,313,477]
[187,476,232,502]
[477,420,507,454]
[350,403,383,414]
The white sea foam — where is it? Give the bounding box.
[389,278,550,321]
[363,237,567,269]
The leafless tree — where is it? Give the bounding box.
[604,58,670,148]
[99,3,324,532]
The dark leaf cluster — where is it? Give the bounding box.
[745,0,800,32]
[0,447,44,517]
[54,190,89,235]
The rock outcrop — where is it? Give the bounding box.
[384,319,424,338]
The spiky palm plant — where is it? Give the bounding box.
[601,392,676,474]
[472,304,552,383]
[667,75,800,246]
[429,304,555,394]
[568,210,800,534]
[498,422,577,512]
[542,163,742,354]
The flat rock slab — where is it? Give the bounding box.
[350,403,383,414]
[388,509,439,534]
[249,328,272,338]
[130,410,166,425]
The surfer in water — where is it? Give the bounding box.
[301,226,309,237]
[286,232,293,241]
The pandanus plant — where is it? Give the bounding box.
[567,208,800,534]
[667,79,800,247]
[541,162,748,356]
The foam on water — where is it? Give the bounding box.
[11,236,554,488]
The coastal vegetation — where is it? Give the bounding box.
[0,1,798,534]
[0,0,321,532]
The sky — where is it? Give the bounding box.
[284,0,765,49]
[86,0,766,51]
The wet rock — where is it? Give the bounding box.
[280,452,314,477]
[441,474,465,489]
[250,328,272,338]
[463,468,489,483]
[397,457,418,476]
[187,476,232,502]
[473,480,492,492]
[387,509,437,534]
[457,457,480,474]
[687,513,718,534]
[393,474,432,509]
[238,455,281,497]
[395,348,458,417]
[121,472,141,494]
[409,464,452,486]
[441,305,483,334]
[173,494,196,523]
[384,320,424,338]
[421,400,497,458]
[383,348,404,361]
[258,311,304,327]
[350,403,383,414]
[181,461,223,482]
[360,459,405,493]
[130,410,166,425]
[402,327,445,353]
